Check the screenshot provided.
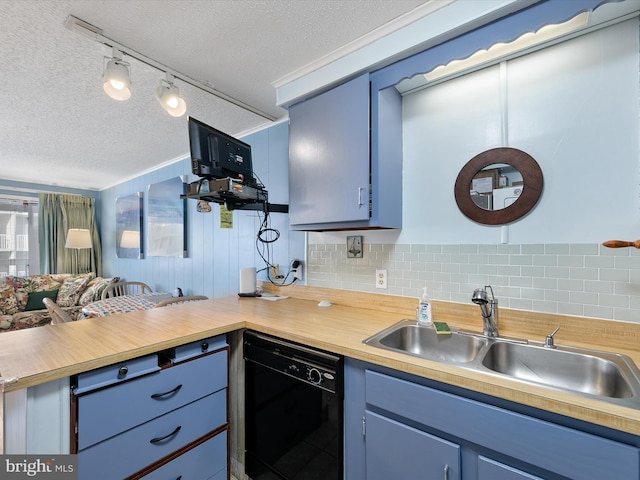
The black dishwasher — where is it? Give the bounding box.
[244,330,343,480]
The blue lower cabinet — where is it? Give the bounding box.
[78,390,226,479]
[141,431,227,480]
[74,335,229,480]
[344,358,640,480]
[477,457,543,480]
[365,410,460,480]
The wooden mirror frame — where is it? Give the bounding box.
[454,147,543,225]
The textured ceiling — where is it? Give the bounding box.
[0,0,435,191]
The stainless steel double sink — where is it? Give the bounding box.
[364,319,640,408]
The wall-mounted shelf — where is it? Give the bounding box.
[182,178,288,213]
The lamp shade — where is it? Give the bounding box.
[65,229,92,249]
[120,230,140,249]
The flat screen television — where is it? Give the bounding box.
[188,117,256,186]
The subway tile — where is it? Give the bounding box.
[614,282,640,296]
[410,244,426,253]
[478,244,498,254]
[570,244,599,255]
[584,280,614,294]
[510,276,533,288]
[509,255,532,266]
[509,298,533,310]
[583,305,614,320]
[598,293,629,308]
[521,288,545,300]
[545,289,569,302]
[442,244,461,254]
[585,256,615,268]
[599,244,629,256]
[558,255,584,267]
[521,244,545,254]
[569,267,598,280]
[558,302,584,316]
[545,266,571,279]
[498,265,521,276]
[545,244,570,254]
[522,266,546,278]
[477,265,498,275]
[532,255,558,266]
[615,256,640,269]
[459,244,479,254]
[532,300,558,314]
[612,308,640,323]
[600,268,630,282]
[450,254,470,264]
[497,244,520,254]
[570,291,599,305]
[533,277,558,290]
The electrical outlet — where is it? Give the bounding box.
[271,264,279,278]
[293,261,303,280]
[376,269,387,289]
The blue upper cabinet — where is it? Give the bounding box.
[288,74,402,230]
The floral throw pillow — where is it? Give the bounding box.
[78,277,120,306]
[0,278,18,315]
[57,275,92,307]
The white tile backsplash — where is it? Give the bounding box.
[306,243,640,323]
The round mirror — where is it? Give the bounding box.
[454,147,543,225]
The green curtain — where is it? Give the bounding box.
[39,194,102,276]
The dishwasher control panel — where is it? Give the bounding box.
[244,330,342,394]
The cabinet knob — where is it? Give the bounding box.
[201,342,209,352]
[117,366,128,378]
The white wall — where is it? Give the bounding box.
[306,18,640,323]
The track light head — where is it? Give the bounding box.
[155,75,187,117]
[102,50,131,101]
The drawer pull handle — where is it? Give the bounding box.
[151,384,183,399]
[150,425,182,444]
[444,464,449,480]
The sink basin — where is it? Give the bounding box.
[481,341,635,399]
[364,320,487,363]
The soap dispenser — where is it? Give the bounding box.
[417,287,433,325]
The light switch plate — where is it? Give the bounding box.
[376,269,387,289]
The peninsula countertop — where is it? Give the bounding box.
[2,286,640,436]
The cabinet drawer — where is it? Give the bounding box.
[74,354,160,394]
[78,349,227,449]
[78,389,226,480]
[366,370,640,480]
[141,430,227,480]
[173,335,227,363]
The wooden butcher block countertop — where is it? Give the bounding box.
[2,284,640,436]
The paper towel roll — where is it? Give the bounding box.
[239,267,257,294]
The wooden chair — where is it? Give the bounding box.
[43,297,74,325]
[101,281,152,300]
[154,295,209,308]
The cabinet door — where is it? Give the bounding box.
[365,411,460,480]
[288,73,370,226]
[478,456,543,480]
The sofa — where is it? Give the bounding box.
[0,273,119,332]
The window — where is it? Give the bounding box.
[0,198,39,277]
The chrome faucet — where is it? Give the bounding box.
[472,285,499,338]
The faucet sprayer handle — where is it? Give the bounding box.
[544,327,560,348]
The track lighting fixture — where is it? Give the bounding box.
[155,74,187,117]
[102,49,131,101]
[65,15,276,121]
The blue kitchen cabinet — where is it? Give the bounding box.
[288,74,402,230]
[366,410,460,480]
[72,335,229,480]
[345,358,640,480]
